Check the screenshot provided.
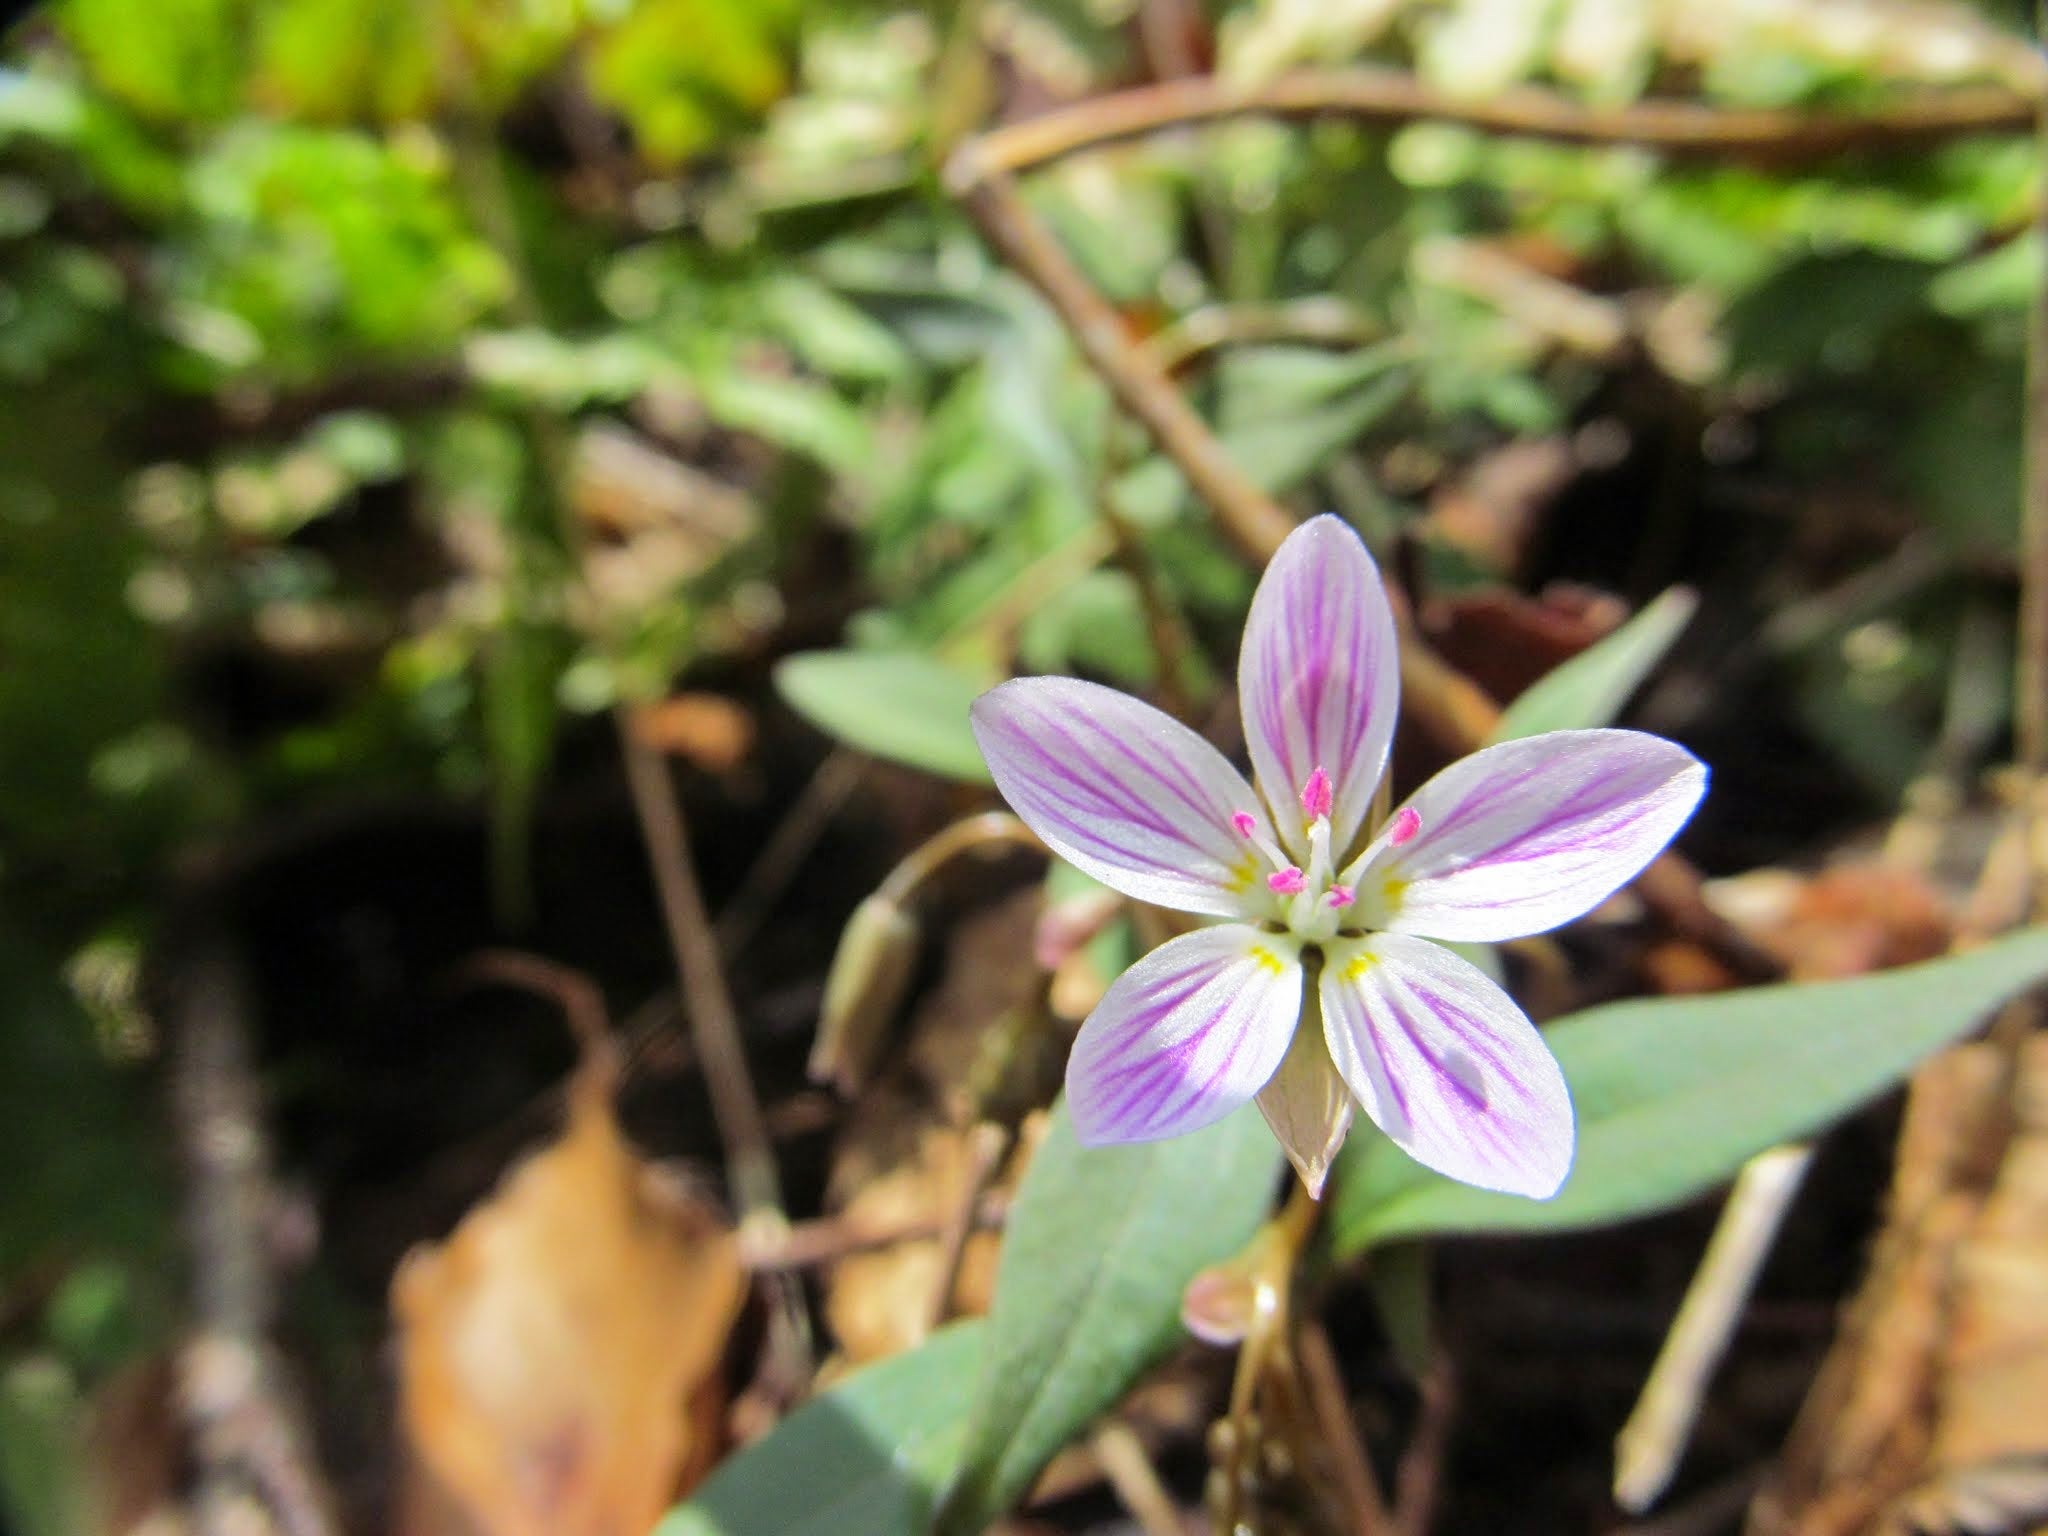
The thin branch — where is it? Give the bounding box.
[714,748,866,958]
[453,949,616,1067]
[616,721,782,1220]
[946,157,1297,566]
[961,68,2036,179]
[740,1189,1013,1271]
[617,721,817,1409]
[1393,1352,1455,1536]
[924,1122,1011,1333]
[1298,1315,1398,1536]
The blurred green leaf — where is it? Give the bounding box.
[759,273,914,386]
[586,0,797,166]
[1896,354,2023,555]
[660,1322,985,1536]
[935,1103,1281,1535]
[775,650,991,783]
[1930,231,2041,318]
[1490,587,1698,743]
[1725,252,1936,379]
[1018,569,1155,689]
[699,368,875,477]
[59,0,246,120]
[1330,928,2048,1253]
[1363,1242,1433,1380]
[0,1358,89,1536]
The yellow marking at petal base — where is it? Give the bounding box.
[1226,853,1259,892]
[1343,952,1377,983]
[1380,876,1409,909]
[1248,945,1286,975]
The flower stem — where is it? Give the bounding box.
[1215,1178,1324,1532]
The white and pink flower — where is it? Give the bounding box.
[970,515,1706,1200]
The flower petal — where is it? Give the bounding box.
[1238,514,1400,860]
[1320,933,1573,1198]
[972,676,1272,918]
[1068,924,1303,1145]
[1367,728,1707,943]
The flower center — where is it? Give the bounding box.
[1233,768,1421,943]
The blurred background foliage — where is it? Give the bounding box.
[0,0,2041,1527]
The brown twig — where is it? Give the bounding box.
[453,949,615,1067]
[1298,1314,1398,1536]
[946,156,1296,566]
[964,68,2036,179]
[924,1121,1011,1333]
[616,721,816,1416]
[714,748,866,958]
[740,1189,1013,1270]
[616,722,781,1221]
[1393,1352,1455,1536]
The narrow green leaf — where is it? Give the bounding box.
[659,1322,985,1536]
[699,369,875,477]
[1489,586,1698,743]
[759,273,914,385]
[936,1103,1282,1534]
[1330,928,2048,1254]
[775,649,992,783]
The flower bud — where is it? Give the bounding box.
[1032,887,1123,972]
[810,894,922,1095]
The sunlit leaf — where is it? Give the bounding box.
[658,1322,985,1536]
[935,1103,1282,1534]
[1330,928,2048,1253]
[775,650,991,783]
[1490,586,1697,743]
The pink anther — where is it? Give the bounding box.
[1325,884,1356,909]
[1389,807,1421,846]
[1300,766,1334,819]
[1267,868,1307,895]
[1231,811,1258,838]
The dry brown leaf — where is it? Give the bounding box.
[1752,1034,2048,1536]
[819,892,1061,1364]
[824,1123,1012,1364]
[1423,583,1625,709]
[629,694,757,775]
[392,1063,744,1536]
